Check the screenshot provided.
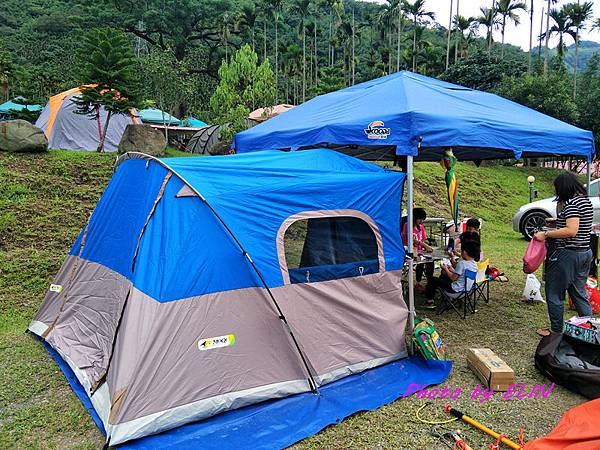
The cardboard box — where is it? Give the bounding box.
[466,348,515,392]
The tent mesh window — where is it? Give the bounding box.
[284,216,379,284]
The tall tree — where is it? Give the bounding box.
[528,0,534,72]
[546,7,575,63]
[0,46,13,102]
[210,44,275,139]
[453,15,477,61]
[395,0,404,72]
[403,0,435,73]
[476,6,499,53]
[544,0,561,74]
[289,0,311,101]
[565,1,593,99]
[446,0,454,69]
[269,0,283,102]
[496,0,527,57]
[454,0,460,63]
[241,2,258,53]
[74,28,141,152]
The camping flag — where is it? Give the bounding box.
[442,149,459,231]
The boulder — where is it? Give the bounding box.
[0,120,48,153]
[118,124,166,156]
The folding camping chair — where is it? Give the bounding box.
[436,269,478,320]
[475,258,490,304]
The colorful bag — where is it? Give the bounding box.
[413,317,445,360]
[568,277,600,315]
[523,238,547,274]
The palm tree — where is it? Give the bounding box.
[528,0,534,72]
[395,0,405,72]
[269,0,284,102]
[446,0,454,69]
[259,0,270,61]
[377,0,396,73]
[546,7,575,62]
[476,6,500,53]
[543,0,561,75]
[403,0,435,72]
[565,1,594,99]
[289,0,311,102]
[453,15,477,61]
[454,0,460,63]
[496,0,527,57]
[241,2,258,53]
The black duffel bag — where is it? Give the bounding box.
[535,332,600,399]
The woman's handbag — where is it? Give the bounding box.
[523,238,547,274]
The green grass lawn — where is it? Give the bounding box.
[0,150,586,449]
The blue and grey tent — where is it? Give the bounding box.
[30,149,419,446]
[234,71,595,161]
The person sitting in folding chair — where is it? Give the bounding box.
[425,240,480,302]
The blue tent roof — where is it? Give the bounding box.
[234,71,595,161]
[138,108,181,125]
[181,117,208,127]
[74,149,405,302]
[0,100,43,114]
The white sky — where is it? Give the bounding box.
[371,0,600,51]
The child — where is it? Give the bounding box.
[425,240,480,304]
[402,208,434,290]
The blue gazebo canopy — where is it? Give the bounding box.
[138,108,181,126]
[234,71,595,161]
[0,99,43,114]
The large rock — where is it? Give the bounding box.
[0,120,48,153]
[118,124,166,156]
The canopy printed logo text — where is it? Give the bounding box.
[198,334,236,351]
[364,121,391,140]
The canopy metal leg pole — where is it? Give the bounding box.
[406,155,415,354]
[587,158,592,196]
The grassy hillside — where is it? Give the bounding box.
[0,150,585,449]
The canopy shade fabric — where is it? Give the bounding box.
[181,117,207,127]
[234,71,595,161]
[138,108,181,125]
[249,104,295,122]
[0,100,43,113]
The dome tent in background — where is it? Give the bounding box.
[36,86,139,152]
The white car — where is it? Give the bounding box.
[513,178,600,240]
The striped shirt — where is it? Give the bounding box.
[556,195,593,249]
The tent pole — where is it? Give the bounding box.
[587,158,592,196]
[406,155,415,355]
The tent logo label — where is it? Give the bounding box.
[364,121,391,140]
[49,284,63,293]
[198,334,236,351]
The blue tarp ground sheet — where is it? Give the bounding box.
[37,334,451,450]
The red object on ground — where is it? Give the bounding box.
[525,398,600,449]
[523,239,547,274]
[568,277,600,315]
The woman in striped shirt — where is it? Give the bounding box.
[534,172,594,334]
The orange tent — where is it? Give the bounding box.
[35,86,139,152]
[526,398,600,449]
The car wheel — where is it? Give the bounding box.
[520,210,550,240]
